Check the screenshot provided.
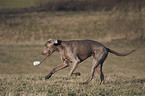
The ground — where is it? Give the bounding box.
[0,40,145,95]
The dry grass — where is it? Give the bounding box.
[0,11,144,45]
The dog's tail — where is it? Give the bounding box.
[107,48,135,56]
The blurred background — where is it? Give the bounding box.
[0,0,144,75]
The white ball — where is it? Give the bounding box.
[33,61,41,66]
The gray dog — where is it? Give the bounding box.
[42,39,135,84]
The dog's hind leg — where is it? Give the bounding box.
[96,51,108,84]
[82,58,100,85]
[82,48,108,85]
[96,62,105,85]
[100,63,105,84]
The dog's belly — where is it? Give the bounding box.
[76,48,93,61]
[77,52,92,61]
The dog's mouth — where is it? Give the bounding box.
[47,50,52,56]
[47,50,55,56]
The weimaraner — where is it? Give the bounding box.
[42,39,135,85]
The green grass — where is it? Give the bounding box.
[0,74,144,96]
[0,41,145,95]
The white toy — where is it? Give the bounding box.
[33,61,41,66]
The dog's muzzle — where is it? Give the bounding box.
[47,50,51,56]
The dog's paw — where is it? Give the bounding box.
[72,72,81,76]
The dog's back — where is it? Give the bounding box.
[62,40,105,61]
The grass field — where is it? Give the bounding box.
[0,73,144,95]
[0,40,145,95]
[0,0,145,95]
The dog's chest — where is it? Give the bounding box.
[64,49,74,61]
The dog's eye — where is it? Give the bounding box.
[47,41,51,43]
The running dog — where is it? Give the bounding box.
[42,39,135,84]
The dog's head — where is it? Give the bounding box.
[42,39,60,56]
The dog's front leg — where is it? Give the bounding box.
[69,60,81,76]
[45,60,69,79]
